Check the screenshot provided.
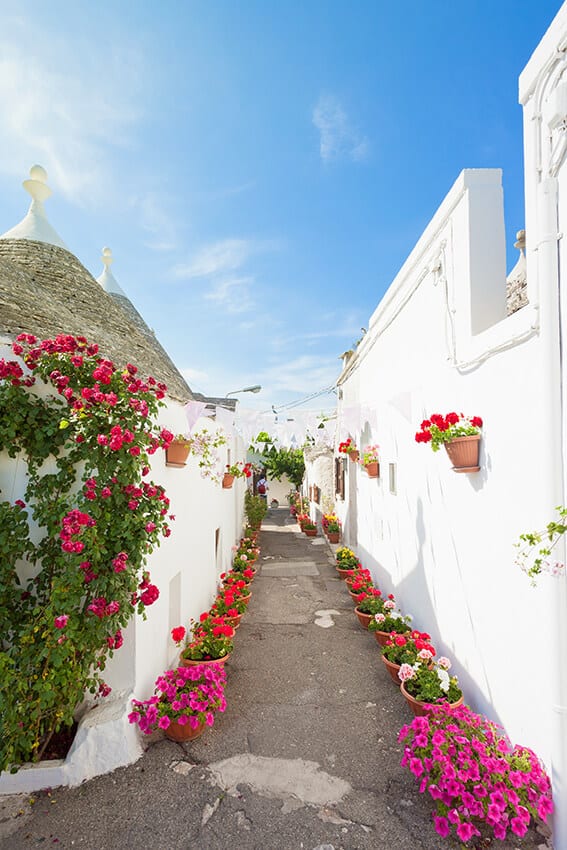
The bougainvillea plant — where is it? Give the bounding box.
[0,333,174,771]
[398,703,553,843]
[415,413,483,452]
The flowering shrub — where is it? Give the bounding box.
[398,703,553,843]
[381,630,436,666]
[0,334,172,771]
[360,444,379,465]
[347,569,374,593]
[211,589,247,617]
[398,657,462,704]
[128,664,226,734]
[415,413,483,452]
[180,614,235,661]
[514,505,567,584]
[338,438,357,455]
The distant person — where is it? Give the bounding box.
[257,474,268,503]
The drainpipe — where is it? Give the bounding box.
[537,176,567,850]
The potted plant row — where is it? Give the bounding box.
[337,545,554,845]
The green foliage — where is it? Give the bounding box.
[245,491,267,527]
[260,447,305,488]
[0,334,172,771]
[515,505,567,584]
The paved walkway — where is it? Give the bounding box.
[1,509,548,849]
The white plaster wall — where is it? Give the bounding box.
[336,169,553,767]
[303,448,334,527]
[265,473,293,505]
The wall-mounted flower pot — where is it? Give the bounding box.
[364,462,379,478]
[444,435,480,473]
[166,440,190,468]
[349,451,359,463]
[222,473,235,489]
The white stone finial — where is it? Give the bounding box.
[0,164,68,248]
[23,164,52,204]
[97,246,126,297]
[101,247,114,269]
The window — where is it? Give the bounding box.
[335,457,346,499]
[389,463,397,495]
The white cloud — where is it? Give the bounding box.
[204,276,255,313]
[312,94,369,163]
[260,354,341,396]
[0,16,144,204]
[172,239,255,280]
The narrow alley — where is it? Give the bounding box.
[0,509,548,850]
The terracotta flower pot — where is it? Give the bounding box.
[222,473,235,489]
[240,594,252,605]
[164,718,206,742]
[381,655,402,684]
[373,629,391,647]
[304,528,317,537]
[364,461,379,478]
[349,450,359,463]
[225,613,242,629]
[336,566,353,580]
[327,532,340,544]
[180,653,231,668]
[165,440,190,468]
[354,606,373,630]
[444,434,480,472]
[400,682,464,717]
[348,588,361,601]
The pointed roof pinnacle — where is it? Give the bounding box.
[0,165,68,249]
[96,247,127,297]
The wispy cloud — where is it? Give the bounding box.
[261,355,341,395]
[0,17,144,205]
[312,94,369,163]
[172,239,255,280]
[137,193,177,252]
[204,276,255,313]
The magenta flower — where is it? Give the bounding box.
[158,716,171,730]
[54,614,69,629]
[433,816,450,837]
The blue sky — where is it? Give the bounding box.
[0,1,562,412]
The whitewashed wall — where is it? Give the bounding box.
[303,447,335,527]
[334,8,567,843]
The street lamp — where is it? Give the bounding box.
[226,385,262,397]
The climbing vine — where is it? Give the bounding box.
[0,333,175,771]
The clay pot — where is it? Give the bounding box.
[327,532,340,544]
[444,435,481,472]
[165,440,190,468]
[372,629,391,647]
[222,473,235,489]
[348,588,361,601]
[364,461,379,478]
[381,655,402,684]
[336,566,354,580]
[240,594,252,606]
[304,528,317,537]
[354,607,372,630]
[225,613,242,629]
[164,718,206,742]
[349,450,360,463]
[400,682,465,717]
[180,653,231,668]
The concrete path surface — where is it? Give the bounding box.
[0,509,550,849]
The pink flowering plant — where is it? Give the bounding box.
[360,444,379,465]
[0,334,173,771]
[398,657,462,704]
[398,703,553,843]
[128,663,227,734]
[368,599,412,635]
